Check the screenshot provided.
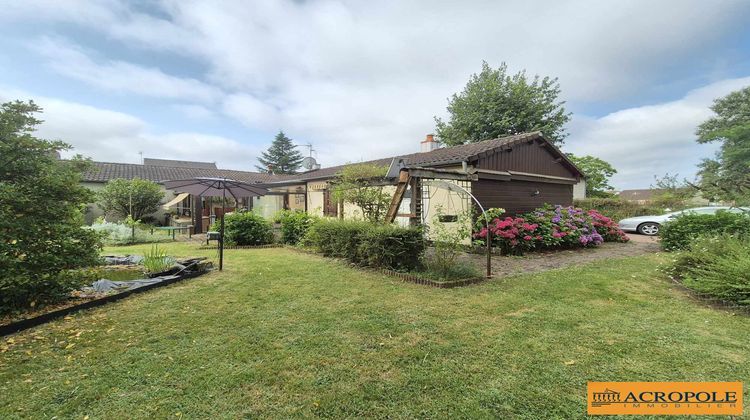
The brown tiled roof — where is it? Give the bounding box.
[289,131,575,181]
[82,161,282,184]
[84,132,578,185]
[143,158,218,169]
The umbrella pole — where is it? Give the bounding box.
[219,185,226,271]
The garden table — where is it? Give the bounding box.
[150,225,194,240]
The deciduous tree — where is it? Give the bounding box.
[435,62,571,146]
[567,154,617,197]
[694,87,750,204]
[98,178,164,221]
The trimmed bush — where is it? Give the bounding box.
[358,224,424,271]
[304,219,424,271]
[275,210,315,245]
[304,219,366,262]
[220,211,274,246]
[574,198,664,222]
[660,211,750,251]
[668,235,750,306]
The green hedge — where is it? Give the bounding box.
[304,219,424,271]
[668,235,750,306]
[213,211,274,246]
[574,198,664,222]
[660,211,750,251]
[275,210,315,245]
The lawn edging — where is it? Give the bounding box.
[667,276,750,314]
[0,269,210,337]
[376,268,485,288]
[197,244,283,250]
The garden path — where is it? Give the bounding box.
[466,237,660,278]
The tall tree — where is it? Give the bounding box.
[0,100,102,312]
[694,87,750,204]
[435,62,571,146]
[256,130,304,174]
[567,154,617,197]
[98,178,164,221]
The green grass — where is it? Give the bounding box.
[1,243,748,418]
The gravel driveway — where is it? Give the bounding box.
[466,236,660,278]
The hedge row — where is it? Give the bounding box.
[573,198,664,222]
[667,234,750,306]
[660,211,750,251]
[303,219,424,271]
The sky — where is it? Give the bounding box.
[2,0,750,189]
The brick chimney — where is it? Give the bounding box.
[421,134,440,152]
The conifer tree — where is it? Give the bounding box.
[256,130,303,174]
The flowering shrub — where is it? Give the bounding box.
[475,216,541,254]
[474,205,628,254]
[588,209,630,243]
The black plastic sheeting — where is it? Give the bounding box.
[0,257,210,336]
[102,255,144,265]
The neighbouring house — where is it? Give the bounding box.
[81,132,584,237]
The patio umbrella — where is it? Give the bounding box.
[162,177,268,270]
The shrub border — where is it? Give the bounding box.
[0,269,209,337]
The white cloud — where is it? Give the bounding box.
[565,77,750,189]
[32,37,221,103]
[3,0,750,177]
[0,88,261,170]
[222,93,281,130]
[171,104,216,121]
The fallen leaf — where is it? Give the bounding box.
[563,360,576,365]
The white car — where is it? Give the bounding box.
[618,206,749,236]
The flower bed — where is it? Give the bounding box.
[474,205,628,254]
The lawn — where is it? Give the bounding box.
[1,244,748,418]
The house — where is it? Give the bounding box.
[81,132,584,235]
[81,158,276,226]
[255,132,584,237]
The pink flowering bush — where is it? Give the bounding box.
[474,216,541,254]
[588,209,629,243]
[474,205,628,254]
